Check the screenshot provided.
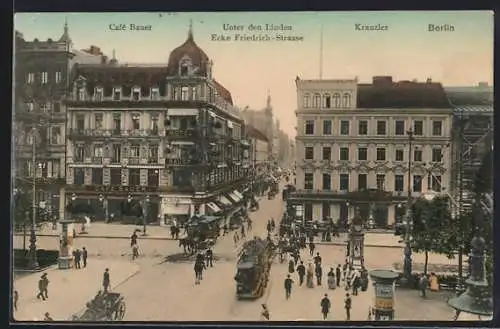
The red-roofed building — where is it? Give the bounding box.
[292,76,453,228]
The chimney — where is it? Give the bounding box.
[478,82,488,87]
[372,76,393,86]
[426,78,432,83]
[101,55,108,64]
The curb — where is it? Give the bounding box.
[14,234,403,248]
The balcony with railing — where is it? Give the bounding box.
[164,158,201,167]
[68,128,165,139]
[288,188,406,201]
[165,128,197,139]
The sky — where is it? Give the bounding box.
[14,11,494,136]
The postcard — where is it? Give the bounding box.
[12,11,493,322]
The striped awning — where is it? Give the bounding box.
[227,192,242,203]
[233,190,244,199]
[218,195,233,206]
[206,202,221,213]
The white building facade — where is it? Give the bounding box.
[291,76,453,228]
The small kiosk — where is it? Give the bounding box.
[58,218,75,269]
[369,269,400,320]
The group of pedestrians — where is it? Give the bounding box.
[72,247,88,268]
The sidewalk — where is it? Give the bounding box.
[13,223,403,248]
[13,259,140,321]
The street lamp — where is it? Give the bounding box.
[402,128,414,286]
[143,195,150,236]
[98,193,109,223]
[28,128,43,270]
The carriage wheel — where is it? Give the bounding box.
[114,301,126,320]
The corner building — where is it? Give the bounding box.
[64,27,249,223]
[292,76,452,227]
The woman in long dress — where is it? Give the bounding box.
[327,268,336,289]
[306,263,314,288]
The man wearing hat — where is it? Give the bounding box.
[37,273,49,300]
[44,312,53,321]
[103,268,110,292]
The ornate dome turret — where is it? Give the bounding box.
[166,21,210,76]
[58,18,72,45]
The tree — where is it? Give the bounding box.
[13,189,31,227]
[410,196,454,274]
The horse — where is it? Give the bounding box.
[179,237,194,254]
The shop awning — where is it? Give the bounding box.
[227,192,242,203]
[233,190,244,199]
[164,204,190,215]
[218,195,233,207]
[206,202,221,213]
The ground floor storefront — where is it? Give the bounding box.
[287,190,407,229]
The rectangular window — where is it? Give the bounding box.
[26,102,34,112]
[432,121,442,136]
[130,144,140,157]
[94,88,103,101]
[129,169,141,186]
[324,96,331,108]
[431,175,442,192]
[39,103,48,112]
[110,168,122,185]
[150,116,159,134]
[305,120,315,135]
[377,121,386,135]
[395,120,405,135]
[50,127,61,144]
[414,150,423,162]
[304,173,314,190]
[432,148,442,162]
[27,72,35,84]
[305,146,314,160]
[93,144,103,157]
[113,114,121,132]
[149,144,159,163]
[340,147,349,161]
[151,88,160,100]
[376,174,385,191]
[358,147,367,161]
[322,147,331,161]
[322,120,332,135]
[92,168,103,185]
[41,72,48,84]
[322,173,331,190]
[322,202,331,218]
[376,148,386,161]
[191,86,197,100]
[181,86,189,100]
[53,103,61,113]
[339,174,349,191]
[340,120,349,135]
[413,175,422,192]
[78,88,85,101]
[395,174,404,191]
[113,88,121,101]
[74,168,85,185]
[55,72,62,84]
[74,146,84,162]
[147,169,159,187]
[358,174,367,190]
[131,114,140,130]
[358,120,368,135]
[303,95,310,108]
[132,87,141,101]
[414,120,423,136]
[94,113,103,129]
[112,144,121,163]
[395,149,404,162]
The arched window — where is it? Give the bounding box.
[323,94,331,108]
[303,94,310,108]
[333,93,341,108]
[343,93,351,108]
[313,93,321,108]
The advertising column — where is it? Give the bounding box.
[369,270,400,320]
[58,219,74,269]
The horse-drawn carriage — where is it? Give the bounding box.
[71,291,126,321]
[179,215,221,253]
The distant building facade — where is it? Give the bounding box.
[245,125,269,175]
[291,76,453,227]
